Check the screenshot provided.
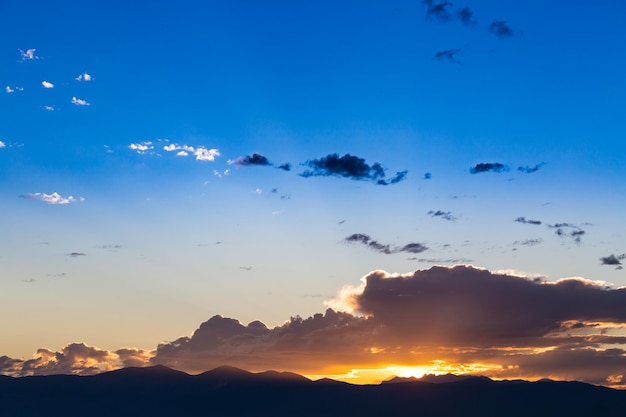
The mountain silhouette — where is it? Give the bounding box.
[0,365,624,416]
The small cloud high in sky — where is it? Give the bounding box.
[1,0,626,390]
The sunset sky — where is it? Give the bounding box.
[2,0,626,387]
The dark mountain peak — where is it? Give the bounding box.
[196,365,255,380]
[383,373,493,385]
[95,364,189,380]
[255,370,310,382]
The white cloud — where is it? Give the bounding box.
[163,144,219,161]
[19,48,39,61]
[44,106,55,111]
[42,81,54,89]
[0,141,6,148]
[75,72,92,81]
[193,147,220,161]
[5,86,14,93]
[71,97,90,106]
[20,192,85,205]
[129,141,154,154]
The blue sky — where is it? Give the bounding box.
[2,1,626,385]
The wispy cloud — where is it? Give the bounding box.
[433,48,462,63]
[19,192,85,205]
[469,162,509,174]
[548,222,587,245]
[71,97,90,106]
[515,217,542,225]
[513,238,543,246]
[67,252,87,258]
[422,1,475,25]
[301,153,407,186]
[42,81,54,89]
[6,86,14,93]
[345,233,427,255]
[518,163,545,174]
[129,141,154,154]
[428,210,457,221]
[75,73,92,81]
[489,20,514,38]
[44,105,55,111]
[18,48,39,61]
[0,141,5,149]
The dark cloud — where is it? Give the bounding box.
[301,154,406,185]
[515,217,542,225]
[433,49,462,63]
[422,0,453,21]
[428,210,457,222]
[424,172,432,180]
[230,153,291,171]
[67,252,86,257]
[518,163,545,174]
[456,7,475,25]
[345,233,427,255]
[600,254,625,266]
[469,162,508,174]
[489,20,514,38]
[549,223,586,245]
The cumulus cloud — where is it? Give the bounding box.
[75,72,92,81]
[6,86,14,93]
[0,141,5,148]
[469,162,509,174]
[19,48,39,61]
[515,217,542,225]
[433,49,462,63]
[422,1,475,25]
[456,7,475,25]
[228,153,290,171]
[129,141,154,154]
[301,153,407,186]
[427,210,457,222]
[71,96,90,106]
[163,143,220,161]
[19,192,84,205]
[3,265,626,387]
[42,81,54,89]
[489,20,514,38]
[345,233,427,255]
[44,105,55,111]
[549,223,586,245]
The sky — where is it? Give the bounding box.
[2,0,626,387]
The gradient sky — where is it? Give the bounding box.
[2,0,626,387]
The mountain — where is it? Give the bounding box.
[0,366,624,416]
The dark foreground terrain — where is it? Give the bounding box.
[1,365,624,416]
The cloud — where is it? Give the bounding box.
[489,20,514,38]
[0,141,5,148]
[424,172,432,180]
[18,48,39,61]
[163,144,220,161]
[422,0,453,21]
[427,210,457,222]
[67,252,87,257]
[129,141,154,154]
[345,233,427,255]
[513,238,543,246]
[600,254,625,266]
[434,49,462,63]
[19,192,85,205]
[548,223,586,245]
[518,163,545,174]
[301,153,406,185]
[456,7,476,25]
[42,81,54,89]
[5,86,14,93]
[469,162,509,174]
[75,72,92,81]
[3,265,626,387]
[230,153,271,167]
[44,105,55,111]
[515,217,542,225]
[71,97,90,106]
